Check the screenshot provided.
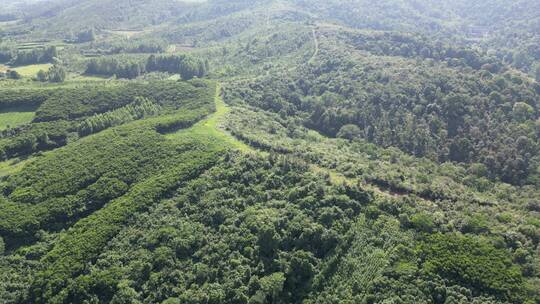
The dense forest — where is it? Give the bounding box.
[0,0,538,303]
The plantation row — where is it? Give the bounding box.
[1,150,527,303]
[0,80,214,160]
[0,80,217,246]
[0,46,57,66]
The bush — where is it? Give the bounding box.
[410,212,435,233]
[337,124,362,141]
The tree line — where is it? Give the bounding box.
[78,97,161,135]
[36,65,66,83]
[0,46,58,66]
[85,54,209,80]
[0,80,213,161]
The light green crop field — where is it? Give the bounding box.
[0,111,35,130]
[13,63,53,77]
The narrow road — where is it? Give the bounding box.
[286,27,319,73]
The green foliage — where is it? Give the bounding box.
[409,212,435,233]
[45,65,66,83]
[419,233,525,302]
[85,57,146,79]
[0,87,56,109]
[336,124,361,141]
[35,65,67,83]
[309,216,413,303]
[225,27,540,186]
[0,80,213,161]
[513,102,535,123]
[29,137,224,303]
[35,69,47,82]
[7,70,21,79]
[77,97,161,135]
[25,153,370,303]
[87,38,167,55]
[0,44,15,63]
[0,80,216,245]
[11,47,57,66]
[147,55,209,80]
[223,98,538,302]
[76,28,95,43]
[0,1,539,303]
[16,0,198,37]
[85,54,209,80]
[0,110,35,131]
[460,214,490,234]
[0,119,74,160]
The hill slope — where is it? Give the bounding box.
[0,0,539,303]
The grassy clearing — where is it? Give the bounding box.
[0,158,31,178]
[105,30,145,38]
[12,64,53,77]
[166,84,256,153]
[0,111,35,130]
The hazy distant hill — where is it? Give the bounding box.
[15,0,199,33]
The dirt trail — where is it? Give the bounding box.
[308,28,319,64]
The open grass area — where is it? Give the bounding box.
[166,84,255,153]
[105,30,145,38]
[0,158,31,178]
[12,64,53,77]
[0,111,35,130]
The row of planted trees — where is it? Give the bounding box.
[86,54,209,80]
[0,46,57,65]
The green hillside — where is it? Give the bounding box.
[0,0,539,303]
